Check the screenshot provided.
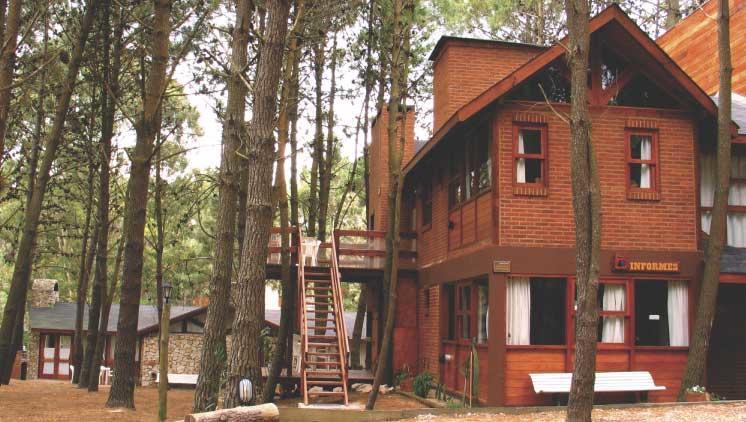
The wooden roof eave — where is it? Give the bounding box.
[403,4,721,177]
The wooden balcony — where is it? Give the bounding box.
[266,227,417,276]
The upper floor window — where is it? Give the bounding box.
[627,130,658,195]
[701,150,746,247]
[514,125,547,186]
[449,127,492,209]
[421,180,432,228]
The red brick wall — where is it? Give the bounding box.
[496,103,698,251]
[368,107,416,232]
[658,0,746,95]
[432,40,543,132]
[417,285,440,380]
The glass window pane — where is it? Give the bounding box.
[520,129,542,154]
[525,159,543,183]
[634,280,669,346]
[58,363,70,375]
[42,362,54,375]
[477,282,489,344]
[460,286,471,311]
[529,278,566,345]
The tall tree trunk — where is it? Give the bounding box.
[73,155,97,385]
[263,3,304,400]
[317,31,338,242]
[289,52,300,231]
[106,0,173,408]
[84,0,122,392]
[193,0,253,413]
[0,0,20,180]
[223,0,290,408]
[154,140,165,320]
[366,0,412,409]
[307,35,326,238]
[0,0,97,384]
[678,0,732,400]
[565,0,602,420]
[90,231,125,391]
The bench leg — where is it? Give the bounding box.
[552,393,562,406]
[640,391,649,403]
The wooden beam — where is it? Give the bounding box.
[598,68,636,105]
[184,403,280,422]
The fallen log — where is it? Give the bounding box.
[184,403,280,422]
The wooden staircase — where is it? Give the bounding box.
[299,234,349,405]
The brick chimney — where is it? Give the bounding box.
[30,279,59,308]
[430,37,546,133]
[368,105,416,232]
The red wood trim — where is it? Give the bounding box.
[720,273,746,284]
[625,128,660,198]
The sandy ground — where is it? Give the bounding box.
[401,402,746,422]
[0,380,426,421]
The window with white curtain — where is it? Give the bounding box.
[700,152,746,247]
[599,283,626,344]
[514,126,547,186]
[634,280,689,346]
[506,277,565,345]
[628,131,657,191]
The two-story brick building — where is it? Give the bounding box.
[367,4,746,406]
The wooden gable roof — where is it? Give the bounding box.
[404,4,719,175]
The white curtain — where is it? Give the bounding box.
[506,278,530,345]
[700,154,716,207]
[601,284,625,343]
[667,281,689,346]
[477,285,489,343]
[640,137,652,189]
[517,131,526,183]
[729,154,746,247]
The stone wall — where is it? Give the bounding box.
[29,279,59,308]
[27,332,40,380]
[140,333,205,386]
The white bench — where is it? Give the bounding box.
[155,373,198,385]
[529,371,665,404]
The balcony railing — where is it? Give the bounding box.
[267,227,417,270]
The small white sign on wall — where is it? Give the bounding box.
[649,314,660,321]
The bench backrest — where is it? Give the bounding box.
[529,371,665,393]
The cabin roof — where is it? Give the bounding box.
[713,93,746,135]
[29,302,369,338]
[404,4,719,175]
[721,246,746,274]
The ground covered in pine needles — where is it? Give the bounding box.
[0,380,427,421]
[401,401,746,422]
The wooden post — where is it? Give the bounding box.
[158,301,170,422]
[184,403,280,422]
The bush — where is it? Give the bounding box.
[413,371,434,398]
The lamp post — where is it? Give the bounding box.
[158,282,172,422]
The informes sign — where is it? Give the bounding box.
[613,255,680,273]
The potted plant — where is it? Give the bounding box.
[684,385,711,402]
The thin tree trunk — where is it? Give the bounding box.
[0,0,97,384]
[350,286,367,369]
[367,0,412,409]
[73,154,97,385]
[223,0,290,408]
[307,35,326,238]
[665,0,681,29]
[193,0,253,413]
[90,231,125,391]
[155,140,165,320]
[317,31,338,242]
[263,3,304,399]
[566,0,602,420]
[0,0,20,179]
[677,0,732,400]
[107,0,173,408]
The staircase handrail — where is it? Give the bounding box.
[330,230,350,374]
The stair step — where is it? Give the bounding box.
[306,279,332,284]
[306,301,335,307]
[306,380,344,386]
[304,361,341,366]
[308,335,338,341]
[306,371,342,378]
[308,317,336,322]
[307,391,346,397]
[307,294,334,299]
[308,342,338,348]
[306,351,342,357]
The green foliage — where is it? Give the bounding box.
[413,371,434,398]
